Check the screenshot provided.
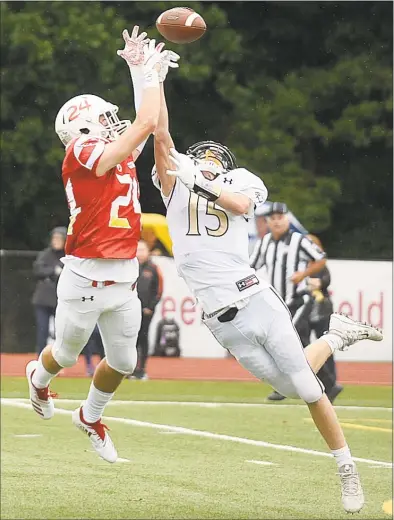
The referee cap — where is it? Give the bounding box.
[255,201,288,217]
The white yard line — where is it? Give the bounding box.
[13,434,42,438]
[1,397,391,412]
[2,399,392,468]
[246,460,276,466]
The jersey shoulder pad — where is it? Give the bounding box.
[71,135,107,171]
[228,168,268,212]
[229,168,265,191]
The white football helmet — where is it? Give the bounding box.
[55,94,131,146]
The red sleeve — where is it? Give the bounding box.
[72,136,106,174]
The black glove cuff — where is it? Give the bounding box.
[193,181,221,202]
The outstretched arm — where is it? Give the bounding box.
[167,149,267,216]
[154,84,176,197]
[96,35,163,177]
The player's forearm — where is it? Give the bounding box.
[155,84,174,145]
[215,191,251,216]
[129,66,148,157]
[154,84,175,195]
[303,258,327,278]
[96,80,160,176]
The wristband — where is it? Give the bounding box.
[143,69,159,89]
[193,179,222,202]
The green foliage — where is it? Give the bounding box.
[1,1,392,257]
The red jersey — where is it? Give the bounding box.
[62,135,141,259]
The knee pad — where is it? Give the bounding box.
[52,341,79,368]
[272,379,300,400]
[52,322,91,368]
[105,342,137,376]
[289,368,324,403]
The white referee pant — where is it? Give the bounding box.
[203,288,324,403]
[52,266,141,375]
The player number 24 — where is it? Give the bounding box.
[65,173,141,234]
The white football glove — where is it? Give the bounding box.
[117,26,149,67]
[167,148,222,202]
[143,39,166,72]
[158,50,180,82]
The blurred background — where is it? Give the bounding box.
[0,2,392,382]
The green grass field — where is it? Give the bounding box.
[1,377,392,519]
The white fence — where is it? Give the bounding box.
[149,257,392,362]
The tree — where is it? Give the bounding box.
[1,1,392,258]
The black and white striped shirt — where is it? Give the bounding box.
[250,230,326,306]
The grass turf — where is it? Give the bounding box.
[1,377,392,519]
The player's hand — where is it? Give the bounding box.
[143,308,153,316]
[290,271,305,284]
[158,50,180,82]
[308,278,322,290]
[166,148,199,190]
[117,26,149,67]
[143,39,166,73]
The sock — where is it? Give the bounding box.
[332,444,354,468]
[82,383,114,424]
[32,355,56,389]
[322,333,344,353]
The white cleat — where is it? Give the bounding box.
[329,313,383,350]
[72,406,118,464]
[25,360,56,420]
[338,463,365,513]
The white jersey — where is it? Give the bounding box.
[160,167,270,314]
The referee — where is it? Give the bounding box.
[250,202,327,400]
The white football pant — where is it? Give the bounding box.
[203,287,324,403]
[52,266,141,375]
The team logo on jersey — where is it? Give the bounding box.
[236,274,260,292]
[255,191,265,204]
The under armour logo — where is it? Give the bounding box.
[82,296,94,302]
[223,177,233,184]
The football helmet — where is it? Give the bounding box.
[186,140,237,178]
[55,94,131,146]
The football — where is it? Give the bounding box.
[156,7,206,44]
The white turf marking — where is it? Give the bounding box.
[3,400,392,468]
[246,460,276,466]
[13,434,42,438]
[159,431,185,435]
[1,398,390,412]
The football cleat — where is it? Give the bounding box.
[72,406,118,463]
[25,360,56,420]
[328,313,383,350]
[338,463,365,514]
